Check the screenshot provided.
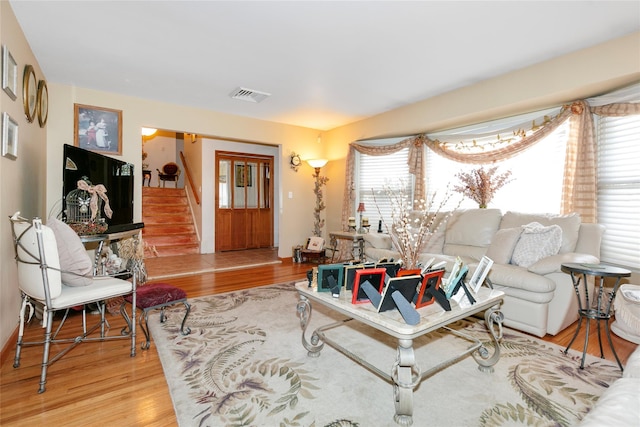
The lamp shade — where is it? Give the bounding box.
[307,159,328,169]
[357,203,366,212]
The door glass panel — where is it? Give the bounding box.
[246,162,258,208]
[218,159,231,209]
[260,162,270,208]
[233,160,246,208]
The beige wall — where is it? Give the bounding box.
[1,2,48,355]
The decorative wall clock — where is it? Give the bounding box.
[290,152,301,171]
[37,80,48,127]
[22,65,37,123]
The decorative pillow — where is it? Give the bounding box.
[485,227,522,265]
[511,222,562,268]
[47,217,94,286]
[500,211,581,253]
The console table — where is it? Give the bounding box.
[329,231,365,262]
[561,263,631,371]
[80,227,144,276]
[295,282,504,426]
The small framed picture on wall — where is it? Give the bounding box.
[2,112,19,160]
[74,104,123,155]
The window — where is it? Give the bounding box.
[356,144,412,230]
[425,121,569,213]
[596,114,640,269]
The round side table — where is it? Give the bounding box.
[561,263,631,371]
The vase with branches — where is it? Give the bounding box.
[374,181,460,270]
[453,166,513,208]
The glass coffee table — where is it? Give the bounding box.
[295,282,504,426]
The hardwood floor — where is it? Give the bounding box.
[1,256,636,426]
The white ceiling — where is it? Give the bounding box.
[9,1,640,131]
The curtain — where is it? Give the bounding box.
[343,84,640,231]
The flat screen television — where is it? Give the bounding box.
[62,144,135,230]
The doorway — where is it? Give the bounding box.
[215,151,274,251]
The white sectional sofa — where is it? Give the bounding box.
[577,344,640,426]
[362,209,605,337]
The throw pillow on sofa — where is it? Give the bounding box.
[47,217,94,286]
[511,222,562,268]
[485,227,522,264]
[500,211,580,253]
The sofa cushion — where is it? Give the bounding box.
[445,209,502,247]
[485,227,522,264]
[527,252,600,275]
[488,263,556,294]
[511,222,562,268]
[500,211,581,253]
[47,217,94,287]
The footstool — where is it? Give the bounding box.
[124,283,191,350]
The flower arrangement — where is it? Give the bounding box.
[374,182,460,270]
[453,166,513,208]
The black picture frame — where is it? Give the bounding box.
[317,264,344,293]
[378,275,421,313]
[351,268,386,304]
[415,269,445,309]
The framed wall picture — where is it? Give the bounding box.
[36,80,48,127]
[22,65,37,122]
[2,45,18,100]
[2,112,19,160]
[74,103,123,155]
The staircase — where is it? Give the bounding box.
[142,187,199,257]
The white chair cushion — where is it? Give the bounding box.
[50,276,134,310]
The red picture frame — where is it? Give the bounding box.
[351,268,386,305]
[415,269,445,308]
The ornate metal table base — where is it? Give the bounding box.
[296,290,503,426]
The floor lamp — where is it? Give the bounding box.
[307,159,328,237]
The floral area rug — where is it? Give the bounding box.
[148,282,621,427]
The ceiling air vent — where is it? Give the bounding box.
[229,87,271,103]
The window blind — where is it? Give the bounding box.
[357,148,412,230]
[597,114,640,270]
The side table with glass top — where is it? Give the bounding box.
[329,231,365,262]
[561,263,631,371]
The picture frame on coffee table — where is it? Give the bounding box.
[415,269,445,309]
[378,275,421,313]
[317,264,344,293]
[352,268,386,304]
[468,256,494,293]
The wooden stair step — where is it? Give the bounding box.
[144,235,199,246]
[142,187,184,197]
[143,205,190,215]
[143,196,188,205]
[143,214,193,225]
[143,224,196,235]
[145,244,200,257]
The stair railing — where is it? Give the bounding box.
[180,151,200,205]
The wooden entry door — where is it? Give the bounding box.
[215,152,273,251]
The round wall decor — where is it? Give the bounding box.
[22,65,37,123]
[37,80,48,127]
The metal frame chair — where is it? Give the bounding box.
[9,214,137,393]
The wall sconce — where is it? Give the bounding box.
[307,159,329,237]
